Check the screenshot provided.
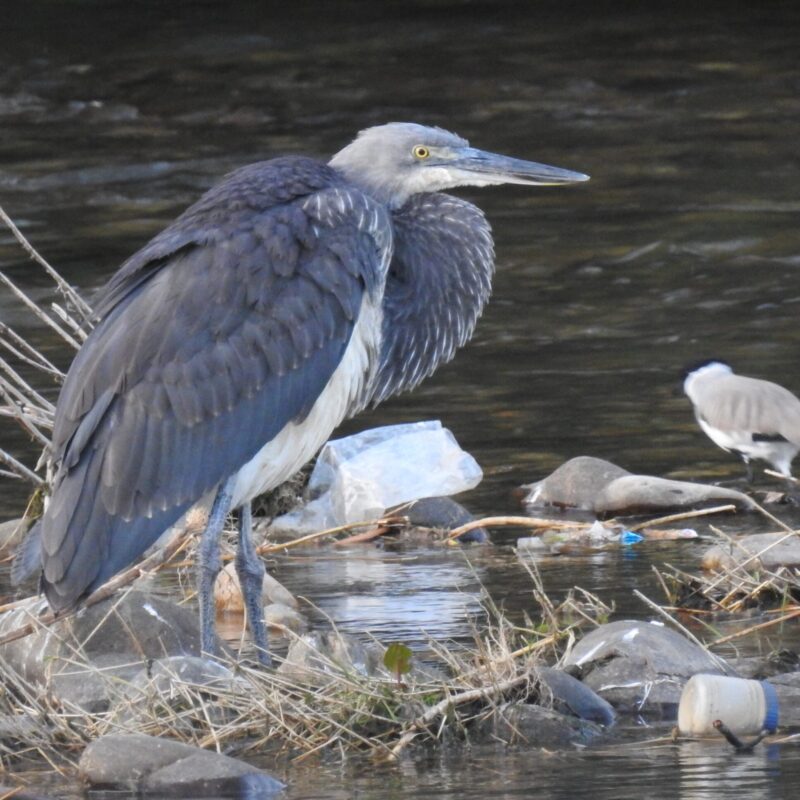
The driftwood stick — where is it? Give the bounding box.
[446,515,587,542]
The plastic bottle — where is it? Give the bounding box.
[678,674,779,736]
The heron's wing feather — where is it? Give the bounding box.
[696,375,800,443]
[372,193,494,404]
[41,160,391,608]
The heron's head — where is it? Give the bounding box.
[329,122,589,207]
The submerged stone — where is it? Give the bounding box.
[398,496,489,543]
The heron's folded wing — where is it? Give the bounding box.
[41,162,391,608]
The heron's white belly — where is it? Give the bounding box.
[229,297,381,509]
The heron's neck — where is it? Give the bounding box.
[371,193,495,404]
[329,151,412,208]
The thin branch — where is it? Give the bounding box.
[0,202,94,321]
[0,270,82,350]
[0,320,65,379]
[0,353,56,413]
[0,447,44,486]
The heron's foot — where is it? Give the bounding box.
[237,503,272,668]
[197,477,235,663]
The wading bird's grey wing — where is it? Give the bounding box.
[40,157,391,610]
[696,374,800,444]
[371,193,494,404]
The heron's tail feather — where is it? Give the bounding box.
[11,520,42,585]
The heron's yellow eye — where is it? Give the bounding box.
[413,145,430,159]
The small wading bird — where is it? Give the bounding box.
[15,123,588,665]
[683,360,800,481]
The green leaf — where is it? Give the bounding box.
[383,643,412,677]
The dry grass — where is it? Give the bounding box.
[0,573,609,770]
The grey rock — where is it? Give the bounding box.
[0,591,215,712]
[702,533,800,572]
[537,666,615,726]
[478,703,603,747]
[264,602,307,633]
[595,475,752,515]
[399,496,489,543]
[277,631,384,683]
[79,733,284,794]
[521,457,631,510]
[110,656,243,729]
[564,620,732,714]
[522,456,752,514]
[0,713,46,742]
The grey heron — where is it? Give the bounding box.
[16,122,588,665]
[683,360,800,480]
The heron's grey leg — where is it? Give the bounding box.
[236,503,271,667]
[197,476,235,659]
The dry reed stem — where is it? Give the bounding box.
[385,672,531,760]
[0,203,93,321]
[710,607,800,646]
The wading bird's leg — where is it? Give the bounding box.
[236,502,271,667]
[197,476,235,659]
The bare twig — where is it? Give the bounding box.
[628,505,737,532]
[0,321,65,379]
[0,446,44,486]
[0,202,94,321]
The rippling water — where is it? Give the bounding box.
[2,2,800,798]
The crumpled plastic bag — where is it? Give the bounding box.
[270,421,482,535]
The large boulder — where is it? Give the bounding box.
[0,591,215,712]
[564,620,733,715]
[521,456,753,515]
[79,733,284,795]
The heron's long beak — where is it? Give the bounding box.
[451,147,589,187]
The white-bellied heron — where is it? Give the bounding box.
[16,122,588,665]
[684,360,800,480]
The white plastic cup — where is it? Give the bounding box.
[678,674,779,736]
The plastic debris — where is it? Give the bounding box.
[270,421,482,535]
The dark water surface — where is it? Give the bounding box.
[2,1,800,797]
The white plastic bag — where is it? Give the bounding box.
[271,421,482,534]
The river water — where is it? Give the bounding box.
[1,2,800,797]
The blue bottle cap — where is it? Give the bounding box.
[760,680,780,733]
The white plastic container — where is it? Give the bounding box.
[678,674,779,736]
